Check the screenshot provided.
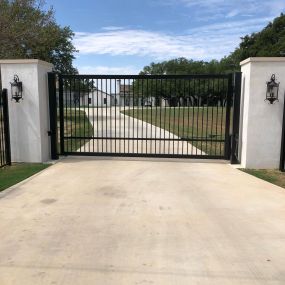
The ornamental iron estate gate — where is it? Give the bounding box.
[0,88,11,167]
[49,73,241,162]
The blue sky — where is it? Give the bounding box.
[45,0,285,74]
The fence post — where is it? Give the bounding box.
[2,89,11,165]
[48,72,58,160]
[224,73,233,160]
[231,72,242,164]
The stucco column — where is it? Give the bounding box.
[0,59,53,163]
[240,57,285,169]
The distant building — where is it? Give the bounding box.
[118,81,134,106]
[82,87,112,107]
[116,80,156,107]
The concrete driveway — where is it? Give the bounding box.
[80,107,204,155]
[0,158,285,284]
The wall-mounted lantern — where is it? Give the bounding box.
[10,75,23,103]
[265,74,279,104]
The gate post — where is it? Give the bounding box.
[48,72,58,160]
[0,59,53,163]
[224,73,233,160]
[240,57,285,169]
[2,88,11,165]
[231,72,242,164]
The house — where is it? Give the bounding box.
[116,80,156,107]
[118,82,134,106]
[81,87,112,107]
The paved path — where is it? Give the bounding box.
[80,107,204,155]
[1,158,285,284]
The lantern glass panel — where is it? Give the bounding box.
[11,85,19,97]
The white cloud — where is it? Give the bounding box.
[180,0,226,7]
[189,17,271,34]
[74,30,205,60]
[78,65,140,75]
[101,26,124,31]
[74,17,269,61]
[163,0,284,18]
[226,10,240,18]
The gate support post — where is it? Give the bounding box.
[0,59,53,163]
[2,89,11,165]
[240,57,285,169]
[231,72,242,164]
[48,72,58,160]
[224,74,233,160]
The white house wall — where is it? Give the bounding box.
[80,90,112,107]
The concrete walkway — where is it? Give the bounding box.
[1,158,285,284]
[80,107,204,155]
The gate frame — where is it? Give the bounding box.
[48,72,242,163]
[48,72,59,160]
[231,72,242,164]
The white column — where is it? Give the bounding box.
[0,59,53,163]
[240,57,285,169]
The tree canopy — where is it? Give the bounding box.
[141,13,285,75]
[227,13,285,65]
[0,0,77,73]
[140,58,235,75]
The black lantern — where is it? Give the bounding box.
[265,74,279,104]
[10,75,23,103]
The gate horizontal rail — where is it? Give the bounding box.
[60,74,231,79]
[50,73,239,160]
[64,136,225,142]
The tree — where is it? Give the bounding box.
[0,0,78,73]
[226,13,285,66]
[139,57,236,75]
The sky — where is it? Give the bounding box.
[45,0,285,74]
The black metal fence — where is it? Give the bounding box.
[0,89,11,167]
[49,73,241,160]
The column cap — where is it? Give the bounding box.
[240,57,285,66]
[0,59,53,68]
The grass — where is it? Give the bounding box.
[0,163,50,192]
[123,107,228,155]
[241,169,285,189]
[58,109,94,152]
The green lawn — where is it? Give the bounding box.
[123,107,228,155]
[59,109,94,152]
[241,169,285,189]
[0,163,50,192]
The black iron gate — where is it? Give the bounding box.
[49,73,241,161]
[0,88,11,167]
